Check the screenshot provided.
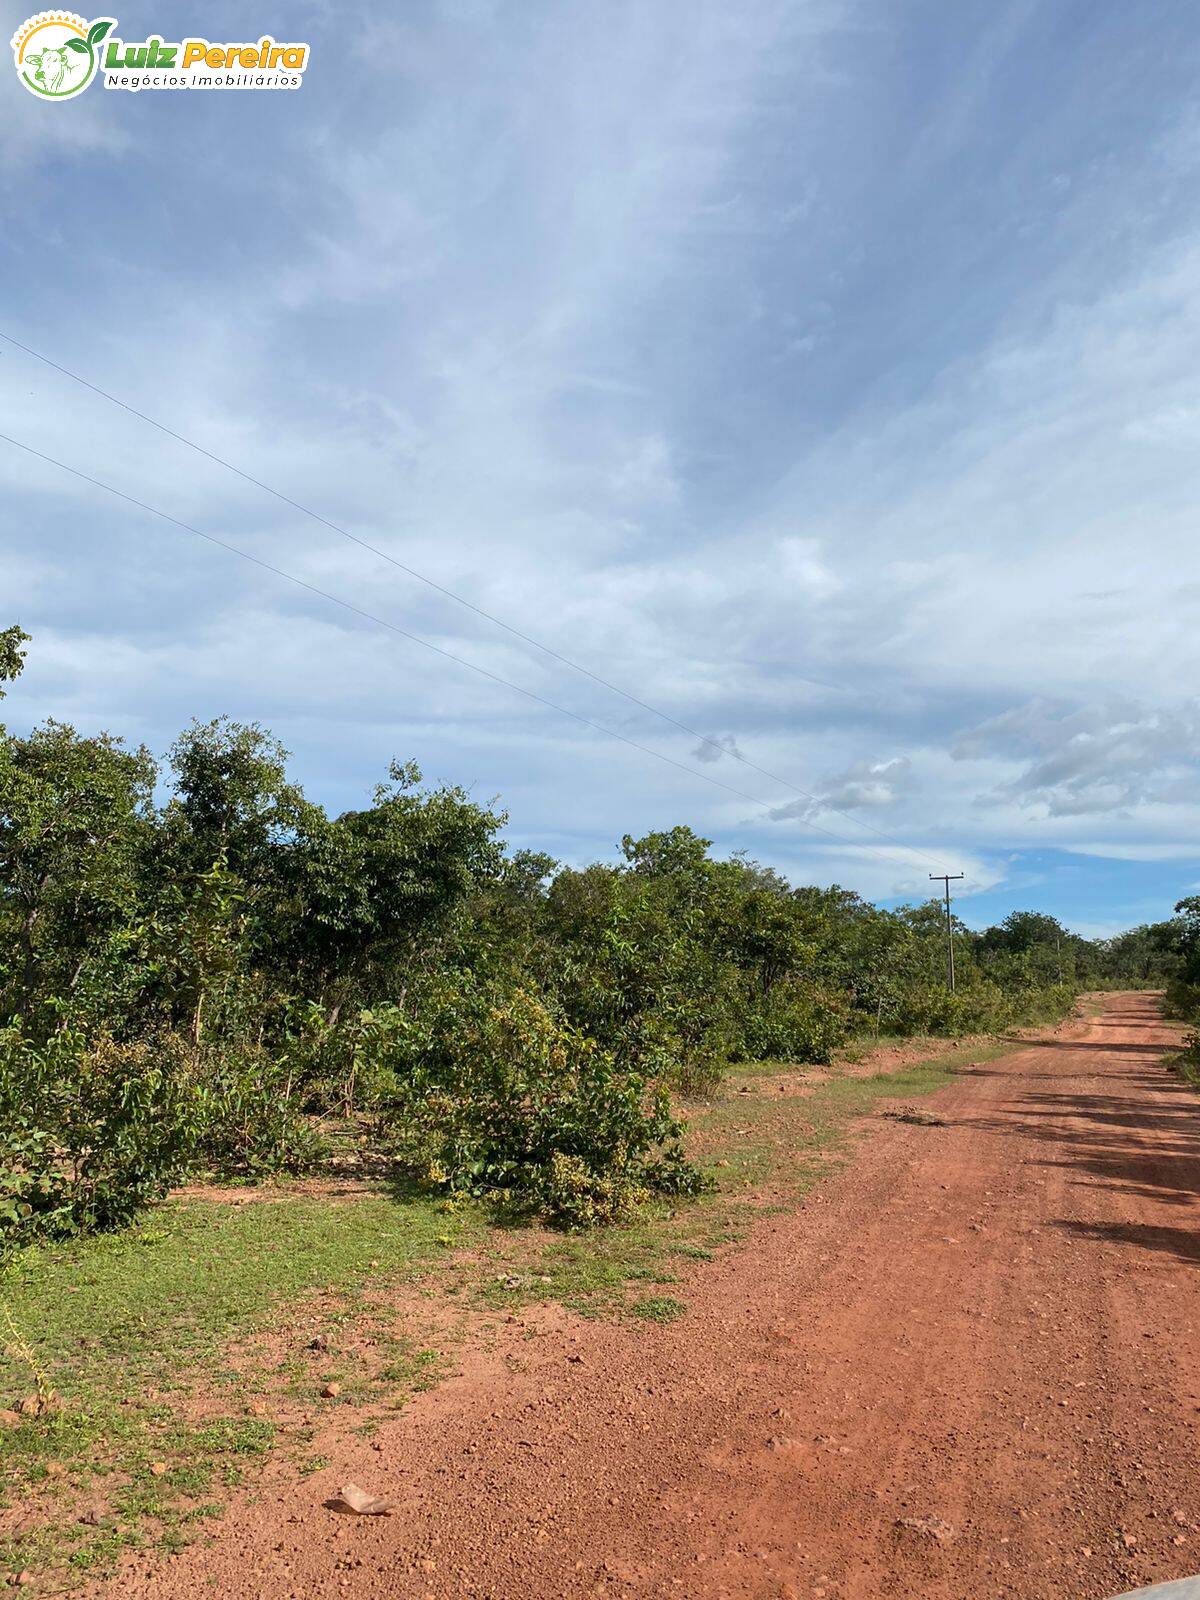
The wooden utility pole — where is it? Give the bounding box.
[929,873,965,991]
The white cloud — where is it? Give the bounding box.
[953,699,1200,818]
[1064,842,1200,863]
[5,0,1200,925]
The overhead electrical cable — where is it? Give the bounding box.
[2,427,964,879]
[0,330,964,877]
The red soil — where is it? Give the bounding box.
[106,993,1200,1600]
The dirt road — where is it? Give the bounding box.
[113,993,1199,1600]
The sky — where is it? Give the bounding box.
[2,0,1199,937]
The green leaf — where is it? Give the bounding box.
[87,19,113,45]
[65,37,89,52]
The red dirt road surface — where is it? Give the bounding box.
[111,993,1200,1600]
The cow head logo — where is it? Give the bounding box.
[11,12,114,99]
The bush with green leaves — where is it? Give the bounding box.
[733,977,850,1064]
[370,979,704,1226]
[1166,980,1200,1022]
[189,1047,326,1176]
[0,1024,198,1248]
[0,1020,322,1256]
[0,1121,63,1252]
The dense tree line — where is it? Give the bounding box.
[0,626,1181,1248]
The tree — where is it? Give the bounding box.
[282,761,505,1013]
[165,718,311,886]
[621,825,713,886]
[0,719,156,1023]
[979,910,1066,956]
[0,626,29,696]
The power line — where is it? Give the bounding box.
[0,329,959,875]
[0,426,954,876]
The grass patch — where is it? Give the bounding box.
[627,1296,686,1324]
[0,1193,483,1582]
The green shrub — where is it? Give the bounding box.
[878,975,1073,1039]
[733,979,850,1064]
[373,981,705,1226]
[1165,979,1200,1022]
[191,1047,325,1176]
[0,1122,64,1251]
[0,1025,198,1246]
[0,1022,321,1256]
[540,1151,648,1228]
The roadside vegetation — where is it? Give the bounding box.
[1084,891,1200,1083]
[0,623,1095,1251]
[0,622,1157,1254]
[1157,897,1200,1085]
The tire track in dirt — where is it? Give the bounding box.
[105,993,1200,1600]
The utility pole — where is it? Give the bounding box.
[929,873,965,991]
